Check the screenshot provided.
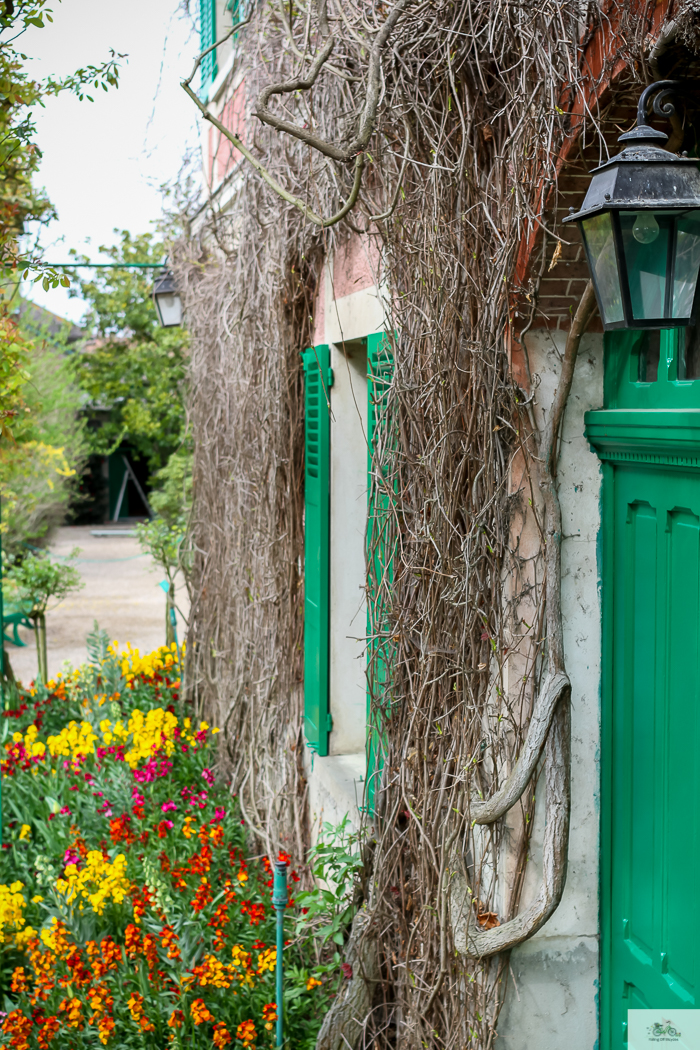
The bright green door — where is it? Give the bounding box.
[587,327,700,1048]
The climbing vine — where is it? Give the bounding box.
[173,0,691,1046]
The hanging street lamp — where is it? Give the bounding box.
[153,269,183,328]
[564,80,700,331]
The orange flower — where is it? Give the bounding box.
[142,932,159,969]
[236,1019,257,1046]
[192,876,213,913]
[97,1016,115,1045]
[124,924,142,958]
[167,1009,185,1029]
[101,936,122,971]
[2,1009,33,1050]
[10,966,28,993]
[191,998,215,1025]
[127,991,146,1021]
[160,925,181,960]
[306,976,323,990]
[214,1021,233,1047]
[262,1002,278,1031]
[36,1016,59,1050]
[58,996,83,1028]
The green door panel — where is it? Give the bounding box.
[609,466,700,1045]
[302,345,332,755]
[588,327,700,1049]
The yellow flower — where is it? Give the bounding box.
[15,926,36,948]
[18,824,31,841]
[55,852,130,915]
[31,896,44,904]
[0,881,26,944]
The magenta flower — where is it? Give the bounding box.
[161,800,178,813]
[201,768,215,786]
[63,848,81,869]
[211,807,226,824]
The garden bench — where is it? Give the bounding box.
[2,601,34,646]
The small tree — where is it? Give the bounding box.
[135,519,186,649]
[5,550,83,682]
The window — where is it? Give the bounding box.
[302,334,393,774]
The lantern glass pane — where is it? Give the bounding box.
[620,211,670,321]
[673,213,700,319]
[580,212,624,325]
[155,292,182,328]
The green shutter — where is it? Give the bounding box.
[200,0,218,92]
[366,332,395,810]
[302,346,332,755]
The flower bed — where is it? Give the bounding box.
[0,642,336,1049]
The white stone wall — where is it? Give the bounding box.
[498,328,604,1049]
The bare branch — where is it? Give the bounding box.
[182,76,364,227]
[182,21,253,91]
[469,670,568,824]
[254,0,414,161]
[369,117,411,221]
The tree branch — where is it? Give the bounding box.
[461,280,596,954]
[182,76,365,228]
[469,670,569,824]
[254,0,413,161]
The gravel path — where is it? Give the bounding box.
[7,525,189,686]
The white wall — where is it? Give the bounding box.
[329,341,369,755]
[498,328,604,1050]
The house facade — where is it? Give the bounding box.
[177,2,700,1047]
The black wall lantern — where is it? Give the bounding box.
[564,81,700,330]
[153,269,183,328]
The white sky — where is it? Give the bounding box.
[20,0,201,324]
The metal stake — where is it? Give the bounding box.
[272,859,288,1048]
[0,495,4,847]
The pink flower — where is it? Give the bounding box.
[161,800,178,813]
[201,768,215,786]
[59,806,72,816]
[63,848,80,869]
[210,807,226,824]
[131,787,145,806]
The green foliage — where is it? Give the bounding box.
[70,232,189,476]
[0,442,77,559]
[149,447,193,526]
[4,549,84,681]
[294,818,363,948]
[0,308,87,555]
[4,549,83,618]
[135,519,185,585]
